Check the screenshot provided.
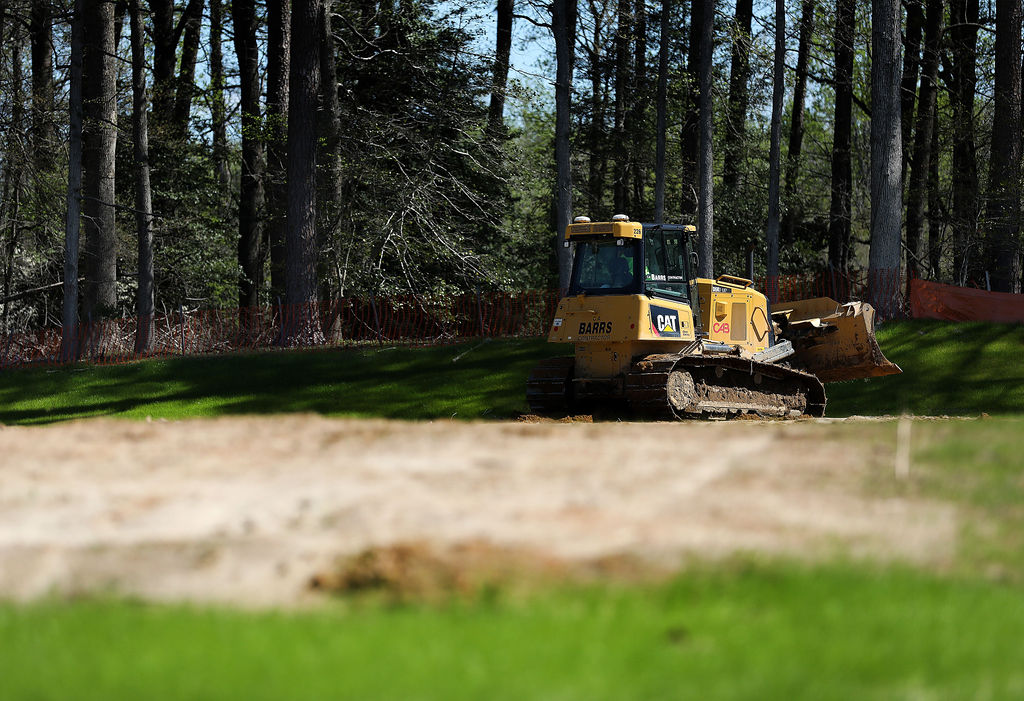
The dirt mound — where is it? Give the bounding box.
[310,540,654,601]
[515,414,595,423]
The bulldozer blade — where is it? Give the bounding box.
[774,297,902,384]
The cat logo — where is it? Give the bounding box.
[650,304,682,338]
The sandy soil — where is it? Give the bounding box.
[0,415,956,606]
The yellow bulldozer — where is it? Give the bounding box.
[527,216,901,419]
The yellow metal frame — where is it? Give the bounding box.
[548,294,698,377]
[695,278,772,354]
[564,220,643,240]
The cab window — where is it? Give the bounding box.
[644,229,690,302]
[570,240,640,295]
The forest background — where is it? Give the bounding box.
[0,0,1020,349]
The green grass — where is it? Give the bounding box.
[0,339,570,425]
[1,319,1022,424]
[4,561,1024,700]
[827,320,1024,416]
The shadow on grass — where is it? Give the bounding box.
[0,340,573,425]
[825,320,1024,416]
[3,320,1020,424]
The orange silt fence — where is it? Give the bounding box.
[909,277,1024,323]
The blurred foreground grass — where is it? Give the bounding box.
[1,319,1022,424]
[3,561,1024,701]
[2,367,1024,698]
[883,416,1024,578]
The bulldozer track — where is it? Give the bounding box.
[625,353,827,420]
[525,356,575,414]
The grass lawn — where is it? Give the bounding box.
[0,319,1021,424]
[3,561,1024,701]
[0,339,569,425]
[827,320,1024,417]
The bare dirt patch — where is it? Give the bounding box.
[0,416,956,606]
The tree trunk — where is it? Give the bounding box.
[781,0,814,242]
[149,0,176,124]
[81,0,118,321]
[209,0,230,188]
[114,3,127,65]
[630,0,647,216]
[172,0,206,137]
[553,0,577,290]
[946,0,979,284]
[982,0,1022,292]
[233,0,266,311]
[868,0,903,316]
[146,0,199,258]
[680,0,701,216]
[765,0,784,300]
[722,0,753,192]
[487,0,514,136]
[317,0,344,305]
[906,0,941,279]
[653,0,670,223]
[828,0,853,272]
[927,106,942,277]
[266,0,292,300]
[30,0,55,173]
[2,24,26,336]
[613,0,631,213]
[62,0,86,360]
[900,0,923,184]
[696,0,714,277]
[285,0,324,337]
[586,1,606,217]
[129,0,154,353]
[150,0,201,134]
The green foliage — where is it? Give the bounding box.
[493,96,559,290]
[132,140,240,309]
[0,0,1016,336]
[325,0,515,297]
[2,560,1024,700]
[0,120,67,333]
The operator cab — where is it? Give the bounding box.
[566,216,697,307]
[641,223,696,305]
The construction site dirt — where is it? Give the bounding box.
[0,415,956,607]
